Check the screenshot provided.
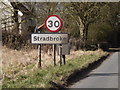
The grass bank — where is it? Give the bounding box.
[3,50,108,88]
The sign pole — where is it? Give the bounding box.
[34,25,42,68]
[38,44,42,68]
[60,44,62,66]
[62,55,66,65]
[32,15,68,68]
[53,44,56,66]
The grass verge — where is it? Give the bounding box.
[3,50,108,88]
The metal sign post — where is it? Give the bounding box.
[45,15,63,66]
[59,44,62,66]
[57,43,70,66]
[38,45,41,68]
[53,44,56,66]
[62,55,66,65]
[31,15,70,67]
[34,26,42,68]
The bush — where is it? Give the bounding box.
[98,42,109,51]
[2,30,24,50]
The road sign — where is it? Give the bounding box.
[57,43,70,55]
[45,15,62,32]
[31,33,68,44]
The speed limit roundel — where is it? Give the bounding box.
[45,15,62,32]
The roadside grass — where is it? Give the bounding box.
[3,50,108,88]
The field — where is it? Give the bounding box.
[2,46,108,88]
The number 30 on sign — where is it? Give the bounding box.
[45,15,62,32]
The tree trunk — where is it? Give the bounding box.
[13,9,19,35]
[21,14,36,42]
[82,23,89,50]
[10,2,19,35]
[78,18,84,49]
[84,23,89,41]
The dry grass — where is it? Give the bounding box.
[2,46,104,69]
[2,46,107,88]
[2,46,108,88]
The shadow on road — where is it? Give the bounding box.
[52,48,119,89]
[65,54,111,87]
[65,48,120,88]
[87,72,118,77]
[108,48,120,53]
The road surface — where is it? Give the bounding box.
[70,52,119,88]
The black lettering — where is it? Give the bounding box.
[53,37,56,41]
[56,37,59,41]
[54,21,59,28]
[63,38,67,41]
[34,36,38,41]
[46,37,49,41]
[43,37,46,41]
[60,36,62,41]
[48,20,53,27]
[39,37,43,41]
[50,37,53,41]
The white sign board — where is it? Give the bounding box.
[45,15,62,32]
[31,33,68,44]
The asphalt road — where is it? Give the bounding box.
[70,52,119,88]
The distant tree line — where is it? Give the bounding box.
[1,1,120,50]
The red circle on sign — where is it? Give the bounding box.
[45,15,62,32]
